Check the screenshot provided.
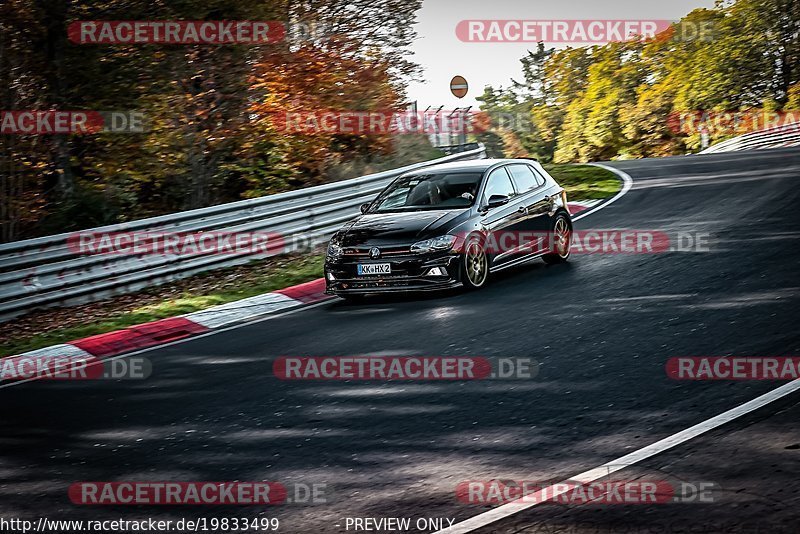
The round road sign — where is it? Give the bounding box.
[450,76,469,98]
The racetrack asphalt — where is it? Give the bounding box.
[1,147,799,533]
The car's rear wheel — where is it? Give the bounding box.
[543,213,572,264]
[461,236,489,290]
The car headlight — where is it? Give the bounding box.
[327,242,343,259]
[411,235,457,253]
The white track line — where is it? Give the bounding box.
[573,163,634,222]
[436,161,797,533]
[436,378,800,534]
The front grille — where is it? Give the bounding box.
[347,280,416,289]
[343,245,413,257]
[339,277,446,290]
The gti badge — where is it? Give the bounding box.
[369,247,381,259]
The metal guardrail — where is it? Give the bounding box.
[435,142,482,155]
[699,122,800,154]
[0,145,486,322]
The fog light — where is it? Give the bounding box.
[326,272,336,281]
[427,267,446,276]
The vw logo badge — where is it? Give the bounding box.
[369,247,381,259]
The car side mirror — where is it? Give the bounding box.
[360,203,371,214]
[485,194,510,210]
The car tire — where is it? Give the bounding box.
[543,213,572,265]
[461,235,489,290]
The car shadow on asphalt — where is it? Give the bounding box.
[327,259,575,308]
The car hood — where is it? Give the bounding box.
[337,209,469,246]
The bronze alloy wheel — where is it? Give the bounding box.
[462,238,488,289]
[543,213,572,264]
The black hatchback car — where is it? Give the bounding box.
[324,159,573,299]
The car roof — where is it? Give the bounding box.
[404,158,538,174]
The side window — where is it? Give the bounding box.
[507,164,539,192]
[483,167,516,203]
[530,166,547,187]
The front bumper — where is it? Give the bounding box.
[324,250,463,295]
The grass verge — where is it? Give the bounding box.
[544,163,621,200]
[1,253,325,357]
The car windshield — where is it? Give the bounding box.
[371,171,483,212]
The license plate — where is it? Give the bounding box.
[357,263,391,276]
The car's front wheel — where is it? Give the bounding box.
[543,213,572,264]
[461,236,489,290]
